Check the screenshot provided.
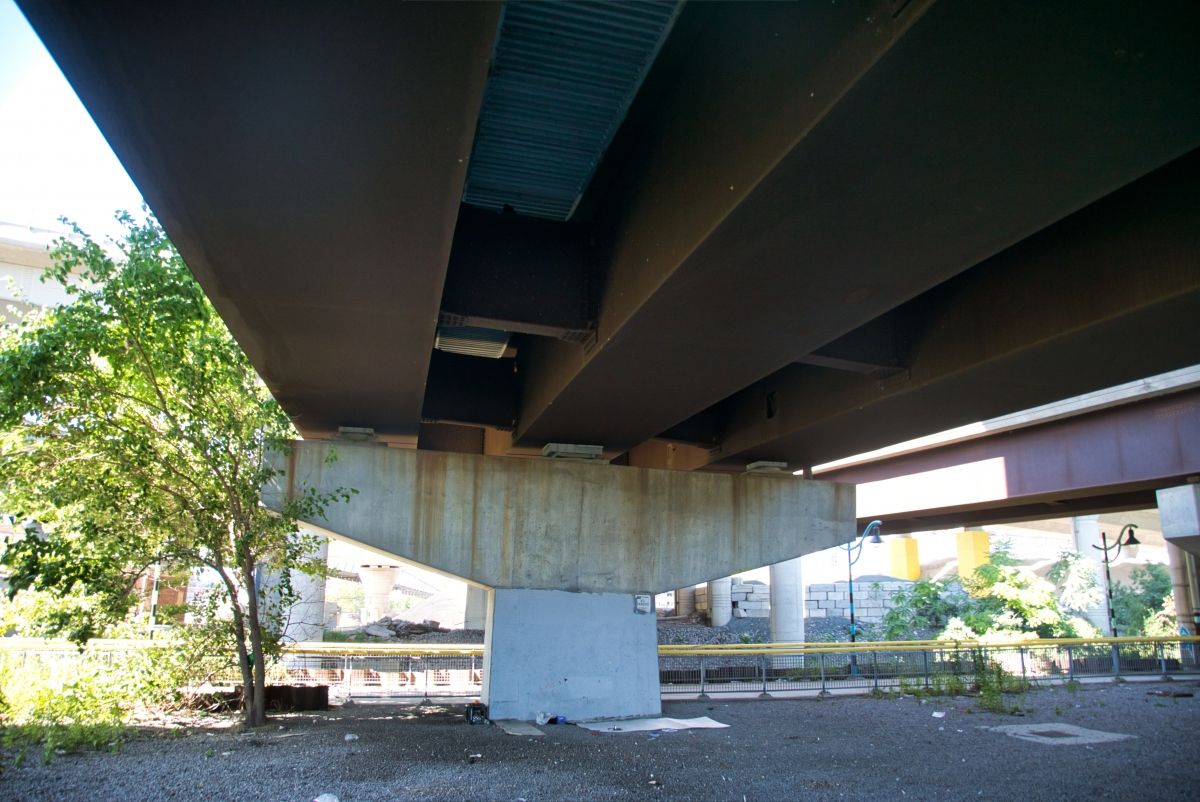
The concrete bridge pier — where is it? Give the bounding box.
[1072,515,1114,635]
[483,589,660,721]
[464,585,489,631]
[707,577,733,627]
[270,441,855,721]
[357,565,400,623]
[769,557,805,645]
[279,534,330,643]
[1158,485,1200,644]
[674,586,696,617]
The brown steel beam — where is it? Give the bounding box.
[440,206,594,342]
[704,149,1200,469]
[817,387,1200,533]
[879,491,1163,535]
[514,0,1200,453]
[19,0,500,440]
[420,350,520,432]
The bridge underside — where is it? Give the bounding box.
[19,0,1200,718]
[19,0,1200,467]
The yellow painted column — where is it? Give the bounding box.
[889,536,920,580]
[957,529,990,579]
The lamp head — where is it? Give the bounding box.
[1116,523,1139,558]
[861,520,884,544]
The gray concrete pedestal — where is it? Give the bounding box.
[481,588,661,722]
[465,585,489,630]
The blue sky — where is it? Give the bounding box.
[0,0,144,242]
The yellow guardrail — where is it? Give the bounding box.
[660,636,1200,656]
[659,635,1200,655]
[3,635,1198,658]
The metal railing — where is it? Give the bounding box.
[277,643,484,700]
[3,636,1197,701]
[658,636,1200,697]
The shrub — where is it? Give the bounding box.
[0,651,128,765]
[1111,564,1172,635]
[882,579,963,640]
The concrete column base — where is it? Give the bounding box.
[888,536,920,580]
[769,558,804,643]
[1072,515,1112,635]
[482,588,661,722]
[358,565,399,623]
[675,586,696,617]
[769,557,804,669]
[1159,485,1200,556]
[465,585,489,630]
[278,535,329,643]
[708,576,732,627]
[956,529,990,578]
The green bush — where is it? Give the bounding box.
[886,541,1116,641]
[1111,564,1172,636]
[882,579,962,640]
[0,620,239,765]
[0,652,128,765]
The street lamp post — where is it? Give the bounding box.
[1093,523,1139,676]
[842,520,883,674]
[1092,523,1139,637]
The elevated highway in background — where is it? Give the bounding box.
[817,369,1200,533]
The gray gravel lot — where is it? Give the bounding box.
[3,680,1197,802]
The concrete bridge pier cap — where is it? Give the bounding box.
[267,442,855,721]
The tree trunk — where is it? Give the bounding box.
[218,566,256,727]
[243,560,267,727]
[233,614,256,727]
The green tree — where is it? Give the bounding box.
[0,213,351,726]
[1111,563,1172,635]
[964,558,1072,638]
[1048,550,1103,615]
[883,543,1106,642]
[924,541,1082,641]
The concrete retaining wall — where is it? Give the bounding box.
[804,580,913,623]
[693,579,771,619]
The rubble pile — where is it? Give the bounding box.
[338,617,486,643]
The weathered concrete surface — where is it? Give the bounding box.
[268,441,854,594]
[1159,485,1200,557]
[483,589,660,721]
[464,585,488,630]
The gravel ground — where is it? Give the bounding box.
[4,679,1198,801]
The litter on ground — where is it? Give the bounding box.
[575,716,729,733]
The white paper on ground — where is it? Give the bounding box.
[575,716,729,733]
